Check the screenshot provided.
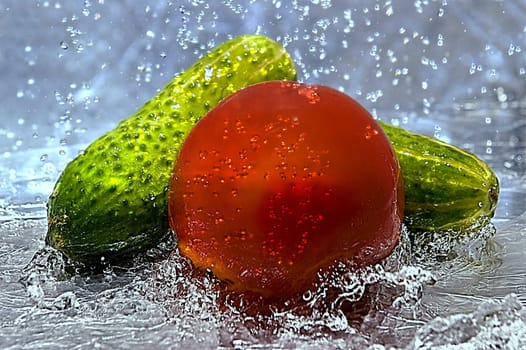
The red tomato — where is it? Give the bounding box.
[169,81,404,299]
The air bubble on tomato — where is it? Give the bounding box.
[169,81,404,299]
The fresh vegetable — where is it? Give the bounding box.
[169,81,404,298]
[46,35,297,264]
[379,122,499,233]
[46,33,499,269]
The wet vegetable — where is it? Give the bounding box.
[45,35,297,264]
[46,34,499,270]
[169,81,404,298]
[380,122,499,233]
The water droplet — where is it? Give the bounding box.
[496,87,507,102]
[297,85,321,104]
[302,290,313,301]
[437,33,444,46]
[364,125,379,140]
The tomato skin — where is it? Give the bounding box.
[169,81,404,299]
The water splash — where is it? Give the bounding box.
[408,294,526,349]
[7,212,523,349]
[3,0,526,348]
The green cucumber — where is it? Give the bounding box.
[46,35,297,264]
[379,122,499,233]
